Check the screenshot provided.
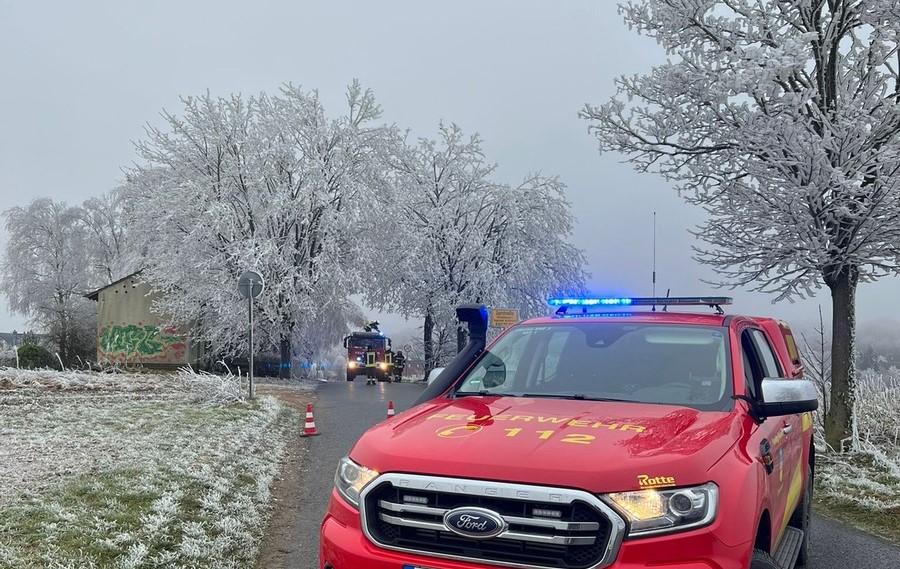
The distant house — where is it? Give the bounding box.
[86,272,204,368]
[0,330,39,350]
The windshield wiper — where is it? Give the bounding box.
[518,393,632,403]
[519,393,587,400]
[454,390,517,398]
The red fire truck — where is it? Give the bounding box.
[323,297,818,569]
[343,327,392,383]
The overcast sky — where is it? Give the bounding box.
[1,0,898,339]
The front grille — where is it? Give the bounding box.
[359,474,625,569]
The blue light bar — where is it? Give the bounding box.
[548,297,633,307]
[548,296,733,313]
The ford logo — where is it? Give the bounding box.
[442,507,507,539]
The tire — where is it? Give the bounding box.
[346,371,354,382]
[789,465,813,567]
[750,549,780,569]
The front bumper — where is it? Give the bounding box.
[320,490,752,569]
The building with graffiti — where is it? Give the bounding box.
[86,272,204,368]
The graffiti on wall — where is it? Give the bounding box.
[98,324,187,364]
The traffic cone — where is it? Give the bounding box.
[386,400,395,419]
[302,403,320,437]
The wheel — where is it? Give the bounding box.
[789,464,813,566]
[749,549,780,569]
[346,371,354,381]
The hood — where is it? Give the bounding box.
[350,395,743,493]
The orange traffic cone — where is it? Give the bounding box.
[302,403,320,436]
[386,400,395,419]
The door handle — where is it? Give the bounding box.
[782,424,793,435]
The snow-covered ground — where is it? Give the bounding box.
[0,368,300,569]
[817,371,900,512]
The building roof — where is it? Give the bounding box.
[85,270,144,301]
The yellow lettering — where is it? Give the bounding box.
[510,415,534,422]
[620,424,646,433]
[638,474,676,488]
[428,413,447,420]
[445,414,466,421]
[537,416,570,424]
[567,419,592,428]
[467,415,493,422]
[561,434,595,445]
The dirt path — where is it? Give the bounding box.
[256,383,317,569]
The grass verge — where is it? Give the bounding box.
[0,393,298,569]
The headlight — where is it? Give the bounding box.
[604,482,718,537]
[378,362,388,370]
[348,361,357,369]
[334,457,379,508]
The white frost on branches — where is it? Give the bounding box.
[582,0,900,449]
[583,0,900,297]
[365,123,585,362]
[122,82,398,364]
[1,195,134,365]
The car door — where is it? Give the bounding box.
[748,328,803,539]
[740,327,791,548]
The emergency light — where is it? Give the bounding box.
[548,296,733,315]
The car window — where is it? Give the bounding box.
[750,329,782,378]
[740,331,762,398]
[455,323,732,411]
[461,327,535,392]
[780,325,803,369]
[530,329,573,388]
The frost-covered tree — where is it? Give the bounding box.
[1,199,96,364]
[80,190,135,283]
[366,124,585,371]
[582,0,900,450]
[123,82,397,376]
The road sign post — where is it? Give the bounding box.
[238,270,265,400]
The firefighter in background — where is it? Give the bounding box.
[393,350,406,383]
[365,344,377,385]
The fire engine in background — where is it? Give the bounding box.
[343,321,392,383]
[322,297,819,569]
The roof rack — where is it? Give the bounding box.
[548,296,733,316]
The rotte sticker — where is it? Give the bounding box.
[638,474,676,489]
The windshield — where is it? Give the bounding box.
[349,338,386,350]
[454,323,732,411]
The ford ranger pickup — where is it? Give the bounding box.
[321,297,818,569]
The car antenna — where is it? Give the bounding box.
[651,211,657,312]
[661,288,670,312]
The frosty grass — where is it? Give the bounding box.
[816,371,900,514]
[0,368,300,569]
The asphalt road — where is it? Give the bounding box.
[295,381,900,569]
[292,380,429,569]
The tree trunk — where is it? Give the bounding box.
[279,335,291,379]
[423,310,434,378]
[824,267,858,451]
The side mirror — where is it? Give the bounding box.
[757,379,818,418]
[427,367,446,385]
